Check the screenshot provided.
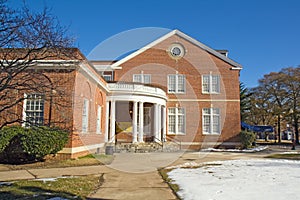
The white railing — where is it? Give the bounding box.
[108,82,166,98]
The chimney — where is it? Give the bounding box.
[215,50,228,57]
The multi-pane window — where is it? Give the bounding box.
[82,99,89,133]
[202,108,221,134]
[133,74,151,84]
[168,74,185,93]
[202,74,220,94]
[103,75,112,82]
[168,107,185,134]
[96,105,102,134]
[24,94,44,126]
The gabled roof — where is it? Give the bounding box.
[111,29,242,69]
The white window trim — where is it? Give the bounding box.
[22,93,45,127]
[202,108,221,135]
[202,74,220,94]
[167,107,186,135]
[82,98,89,133]
[96,105,102,134]
[22,93,27,127]
[167,74,186,94]
[133,74,151,84]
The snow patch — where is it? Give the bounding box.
[201,146,268,153]
[168,159,300,200]
[48,197,69,200]
[34,176,76,183]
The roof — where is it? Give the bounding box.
[111,29,243,69]
[0,48,86,60]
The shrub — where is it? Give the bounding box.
[0,126,69,164]
[0,126,24,153]
[240,130,256,149]
[21,126,69,159]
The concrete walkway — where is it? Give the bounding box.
[1,146,297,199]
[88,152,182,199]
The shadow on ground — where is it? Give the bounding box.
[0,185,80,200]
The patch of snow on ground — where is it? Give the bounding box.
[280,151,300,154]
[168,159,300,200]
[165,162,200,169]
[201,146,268,153]
[48,197,69,200]
[34,176,75,183]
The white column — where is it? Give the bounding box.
[132,101,138,143]
[110,100,116,143]
[158,104,162,141]
[162,106,167,142]
[138,102,144,143]
[104,101,110,142]
[154,104,159,142]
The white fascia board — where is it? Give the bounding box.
[79,62,109,92]
[174,30,243,69]
[111,30,177,69]
[111,29,243,69]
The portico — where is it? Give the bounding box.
[105,83,167,143]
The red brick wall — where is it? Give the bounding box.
[71,63,107,149]
[114,35,241,149]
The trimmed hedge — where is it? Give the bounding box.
[240,130,256,149]
[0,126,69,164]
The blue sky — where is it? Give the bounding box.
[8,0,300,88]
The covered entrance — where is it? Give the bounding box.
[105,83,167,143]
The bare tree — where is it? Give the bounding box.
[248,67,300,144]
[281,67,300,144]
[0,0,74,127]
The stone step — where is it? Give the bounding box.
[112,142,181,153]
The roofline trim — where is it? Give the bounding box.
[111,29,243,69]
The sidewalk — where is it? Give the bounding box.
[0,165,110,182]
[0,147,294,199]
[0,153,180,200]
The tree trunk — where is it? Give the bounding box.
[294,116,299,145]
[277,115,281,143]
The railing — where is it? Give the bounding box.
[108,82,166,98]
[151,136,164,151]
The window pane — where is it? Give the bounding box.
[168,115,175,133]
[168,75,176,92]
[203,115,210,133]
[213,108,220,114]
[203,108,210,114]
[213,115,220,133]
[168,108,175,114]
[143,75,151,84]
[96,105,101,134]
[24,94,44,126]
[178,115,185,133]
[103,75,111,81]
[133,74,141,83]
[202,75,210,93]
[212,75,220,93]
[177,75,185,92]
[82,99,89,132]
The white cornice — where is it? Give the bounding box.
[79,62,109,92]
[168,99,240,102]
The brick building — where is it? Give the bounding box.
[1,29,242,158]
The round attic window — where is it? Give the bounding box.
[168,43,185,59]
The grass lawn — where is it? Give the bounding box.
[0,154,114,171]
[159,168,181,200]
[266,153,300,160]
[0,175,102,200]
